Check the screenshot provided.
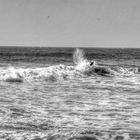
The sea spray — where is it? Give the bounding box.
[73,48,95,73]
[73,48,87,65]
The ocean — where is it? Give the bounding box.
[0,47,140,140]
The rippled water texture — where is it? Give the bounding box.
[0,47,140,140]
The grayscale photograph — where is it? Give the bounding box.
[0,0,140,140]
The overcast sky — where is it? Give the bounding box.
[0,0,140,47]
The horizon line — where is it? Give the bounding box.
[0,46,140,49]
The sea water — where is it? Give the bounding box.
[0,47,140,140]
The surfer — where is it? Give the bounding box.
[90,61,96,66]
[73,48,112,76]
[89,60,112,76]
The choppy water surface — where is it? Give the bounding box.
[0,47,140,140]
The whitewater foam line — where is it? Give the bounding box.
[0,63,139,82]
[0,63,105,82]
[0,65,83,82]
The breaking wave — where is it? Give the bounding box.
[0,48,139,82]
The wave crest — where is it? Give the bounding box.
[0,65,139,83]
[0,49,140,82]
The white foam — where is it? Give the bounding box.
[0,65,77,82]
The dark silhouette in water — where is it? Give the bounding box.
[90,62,94,66]
[87,61,112,76]
[93,66,111,76]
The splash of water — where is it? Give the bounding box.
[73,48,86,65]
[73,48,96,73]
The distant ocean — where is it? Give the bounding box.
[0,47,140,140]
